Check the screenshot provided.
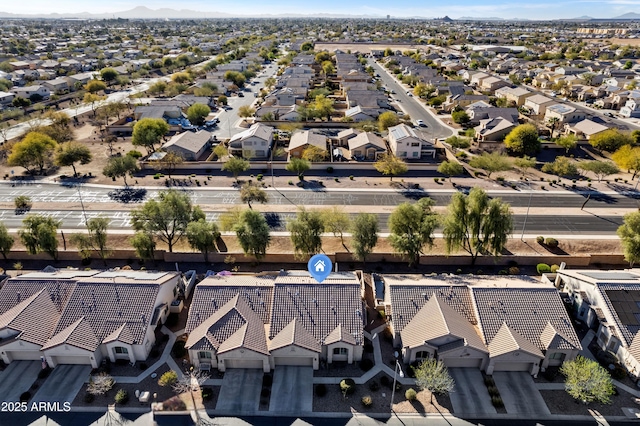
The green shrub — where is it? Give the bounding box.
[315,383,327,397]
[14,195,32,210]
[487,385,500,396]
[491,396,504,407]
[115,389,128,404]
[326,166,334,173]
[257,174,263,181]
[484,376,495,386]
[349,175,354,180]
[127,150,143,159]
[340,378,356,396]
[537,263,551,274]
[545,237,559,248]
[361,395,373,406]
[172,341,186,358]
[508,266,520,275]
[550,264,560,273]
[405,388,417,401]
[158,370,178,387]
[536,236,545,244]
[201,387,213,400]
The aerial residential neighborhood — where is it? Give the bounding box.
[5,6,640,426]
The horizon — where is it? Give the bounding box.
[2,2,640,21]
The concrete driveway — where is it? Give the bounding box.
[269,366,313,414]
[32,364,91,404]
[448,368,496,415]
[0,361,42,401]
[216,369,263,413]
[493,371,550,416]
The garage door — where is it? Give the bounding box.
[6,351,42,361]
[443,357,483,368]
[53,356,92,365]
[493,362,532,372]
[224,359,263,369]
[274,357,314,367]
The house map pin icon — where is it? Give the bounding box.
[308,254,332,283]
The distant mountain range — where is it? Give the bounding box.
[0,6,640,21]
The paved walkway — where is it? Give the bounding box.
[579,329,597,361]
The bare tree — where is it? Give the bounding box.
[87,373,115,395]
[172,369,211,424]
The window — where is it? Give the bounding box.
[416,351,429,360]
[412,152,419,158]
[255,150,265,157]
[399,151,407,157]
[333,347,348,355]
[549,352,564,360]
[114,347,128,354]
[198,351,212,359]
[245,141,253,146]
[261,141,266,146]
[411,142,420,147]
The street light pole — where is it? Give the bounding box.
[390,354,404,411]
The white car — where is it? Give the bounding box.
[415,120,427,127]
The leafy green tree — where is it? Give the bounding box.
[541,156,579,177]
[238,105,256,119]
[301,146,328,162]
[286,157,311,180]
[132,118,170,155]
[240,183,268,208]
[287,208,324,260]
[12,97,31,110]
[437,160,464,182]
[351,213,378,263]
[556,134,578,153]
[155,151,183,180]
[8,132,58,175]
[186,103,211,126]
[186,219,220,262]
[235,209,271,260]
[561,355,614,404]
[612,145,640,179]
[445,136,470,151]
[388,198,439,267]
[413,83,435,99]
[378,111,399,132]
[311,95,334,121]
[579,160,619,182]
[54,142,92,177]
[222,157,250,183]
[100,68,118,85]
[374,153,408,181]
[443,187,513,266]
[130,232,156,262]
[618,211,640,267]
[589,129,633,152]
[0,223,14,260]
[469,152,512,179]
[451,110,470,125]
[37,111,75,144]
[504,124,540,156]
[223,71,246,87]
[321,206,350,247]
[70,217,111,265]
[514,156,537,176]
[130,189,205,252]
[19,214,61,260]
[102,155,139,186]
[85,80,107,93]
[83,93,106,117]
[413,359,455,404]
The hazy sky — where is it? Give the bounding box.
[3,0,639,19]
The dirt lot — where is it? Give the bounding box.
[541,388,636,416]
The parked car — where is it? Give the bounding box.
[415,119,427,127]
[238,92,244,97]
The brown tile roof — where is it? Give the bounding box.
[42,317,100,352]
[324,324,357,345]
[186,294,269,355]
[472,287,581,352]
[269,318,321,352]
[540,321,576,350]
[270,272,363,346]
[103,323,135,345]
[0,289,61,346]
[0,279,76,314]
[400,294,487,353]
[488,323,544,358]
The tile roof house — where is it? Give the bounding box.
[286,130,327,159]
[564,119,609,140]
[228,123,274,160]
[524,94,555,116]
[544,104,587,124]
[475,117,517,142]
[161,130,213,161]
[385,274,581,376]
[387,124,434,160]
[185,271,365,372]
[347,132,387,161]
[0,269,185,368]
[554,268,640,379]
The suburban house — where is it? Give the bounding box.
[41,78,70,94]
[554,268,640,380]
[494,86,533,106]
[287,130,327,159]
[228,123,274,160]
[0,269,187,368]
[544,104,587,124]
[478,76,510,92]
[0,91,15,106]
[564,119,609,140]
[344,105,379,122]
[10,85,50,100]
[475,117,517,142]
[185,271,365,372]
[347,132,387,161]
[621,99,640,118]
[384,274,581,376]
[524,94,556,116]
[161,130,213,161]
[387,123,434,160]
